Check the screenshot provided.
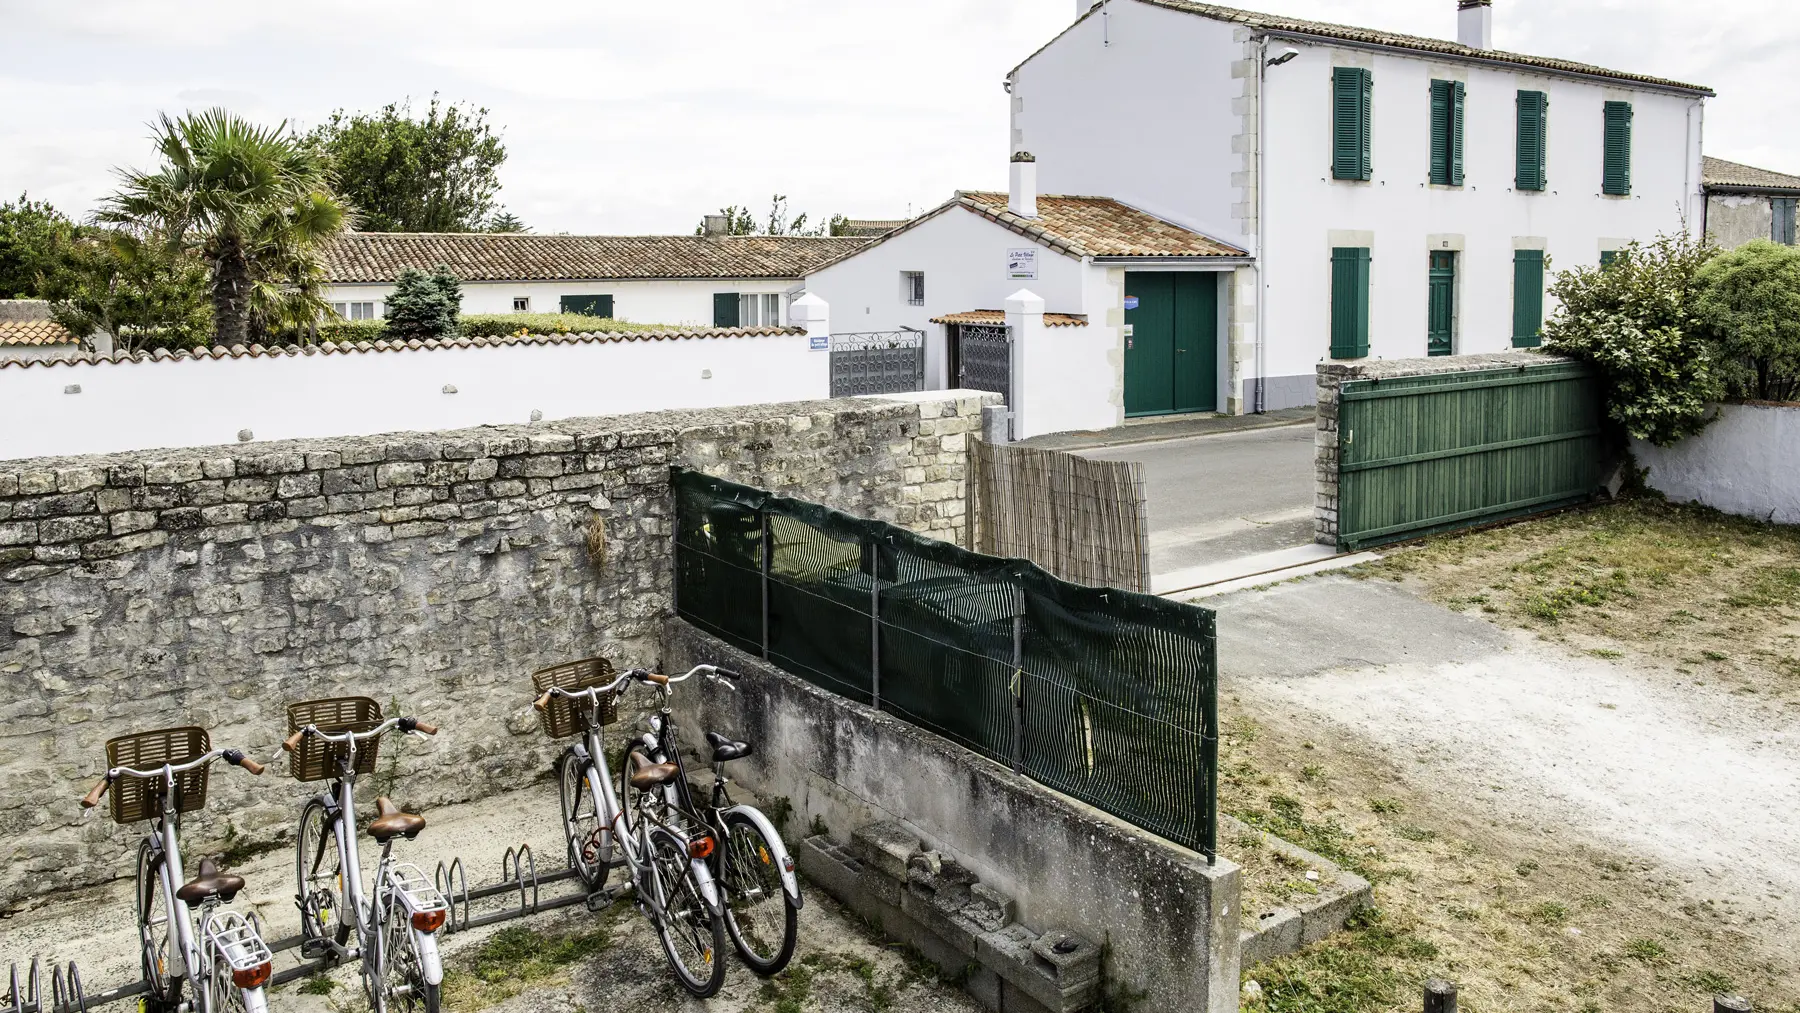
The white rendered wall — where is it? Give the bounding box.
[1634,404,1800,525]
[1260,42,1706,385]
[0,334,827,460]
[1009,3,1244,245]
[804,207,1121,437]
[321,278,799,327]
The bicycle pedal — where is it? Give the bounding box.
[299,937,330,960]
[584,891,613,913]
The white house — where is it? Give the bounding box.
[320,228,867,329]
[812,0,1713,434]
[1013,0,1711,413]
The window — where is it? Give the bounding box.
[1329,247,1371,359]
[1774,198,1798,246]
[560,295,614,318]
[902,271,925,306]
[1600,250,1620,269]
[1512,250,1545,348]
[722,293,782,328]
[1602,101,1633,196]
[1516,91,1548,191]
[1427,251,1456,356]
[1429,80,1465,186]
[513,297,531,312]
[1331,67,1373,181]
[330,301,378,320]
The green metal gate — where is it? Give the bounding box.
[1336,361,1607,550]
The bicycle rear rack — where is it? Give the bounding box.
[2,840,617,1011]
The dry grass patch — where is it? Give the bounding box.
[1219,701,1799,1013]
[1356,499,1800,700]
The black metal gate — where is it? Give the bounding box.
[955,324,1011,405]
[829,330,925,397]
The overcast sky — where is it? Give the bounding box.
[2,0,1793,235]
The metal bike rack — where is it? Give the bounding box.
[2,841,615,1011]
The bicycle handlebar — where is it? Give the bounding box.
[81,748,263,807]
[533,664,740,713]
[283,716,439,752]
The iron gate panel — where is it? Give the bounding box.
[957,324,1011,405]
[1336,360,1606,549]
[830,330,925,397]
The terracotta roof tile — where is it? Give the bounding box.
[0,326,801,370]
[1703,157,1800,193]
[0,319,78,347]
[837,219,910,238]
[320,233,870,284]
[930,310,1089,328]
[956,192,1248,259]
[1019,1,1710,95]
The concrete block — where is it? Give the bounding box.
[851,821,918,883]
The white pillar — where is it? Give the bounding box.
[789,292,831,397]
[1004,288,1045,439]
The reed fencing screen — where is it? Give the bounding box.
[971,441,1150,593]
[672,467,1218,861]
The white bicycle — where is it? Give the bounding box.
[80,727,274,1013]
[284,698,448,1013]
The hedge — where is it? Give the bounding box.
[315,313,678,343]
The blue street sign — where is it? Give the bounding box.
[1123,296,1140,310]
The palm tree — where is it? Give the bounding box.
[99,109,350,347]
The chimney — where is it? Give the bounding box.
[703,214,729,237]
[1457,0,1492,50]
[1009,151,1038,218]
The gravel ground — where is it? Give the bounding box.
[0,779,981,1013]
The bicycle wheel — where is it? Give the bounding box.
[208,951,250,1013]
[381,896,440,1013]
[135,839,182,1010]
[719,811,798,975]
[647,828,727,998]
[294,799,351,949]
[559,750,610,889]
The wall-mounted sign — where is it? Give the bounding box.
[810,334,828,351]
[1123,295,1140,310]
[1007,248,1038,280]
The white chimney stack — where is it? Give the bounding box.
[1457,0,1492,50]
[1009,151,1038,218]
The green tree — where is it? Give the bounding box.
[487,210,529,234]
[1693,239,1800,402]
[0,193,78,298]
[384,264,461,340]
[98,109,349,348]
[694,195,838,236]
[1542,228,1720,446]
[42,230,212,353]
[310,96,507,232]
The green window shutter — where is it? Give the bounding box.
[1773,198,1797,245]
[1603,101,1633,195]
[1516,91,1548,191]
[1600,250,1618,268]
[1451,82,1466,186]
[1429,80,1451,185]
[1330,247,1371,358]
[712,292,740,328]
[1332,68,1372,181]
[559,295,614,317]
[1512,250,1545,347]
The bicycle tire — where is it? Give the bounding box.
[135,839,182,1011]
[380,893,438,1013]
[558,750,609,889]
[294,799,351,949]
[719,810,798,975]
[647,828,727,998]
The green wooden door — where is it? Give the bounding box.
[1124,273,1216,416]
[1427,252,1456,356]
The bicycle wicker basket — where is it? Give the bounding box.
[105,726,210,825]
[287,697,383,783]
[532,657,618,738]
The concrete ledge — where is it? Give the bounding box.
[1231,816,1373,968]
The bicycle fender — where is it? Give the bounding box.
[724,804,804,910]
[242,987,270,1013]
[689,856,724,917]
[412,930,444,986]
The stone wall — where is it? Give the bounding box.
[0,391,992,908]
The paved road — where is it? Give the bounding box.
[1077,422,1315,575]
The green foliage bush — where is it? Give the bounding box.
[317,319,388,343]
[384,264,461,340]
[1542,229,1721,446]
[1693,239,1800,402]
[459,313,671,337]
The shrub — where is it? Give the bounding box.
[317,318,387,343]
[384,264,461,340]
[1694,239,1800,402]
[458,313,671,337]
[1542,229,1721,446]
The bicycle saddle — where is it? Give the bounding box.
[368,797,426,842]
[705,731,754,763]
[177,858,246,905]
[627,752,682,791]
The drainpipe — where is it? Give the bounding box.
[1254,35,1269,414]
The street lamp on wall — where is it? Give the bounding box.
[1267,46,1300,67]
